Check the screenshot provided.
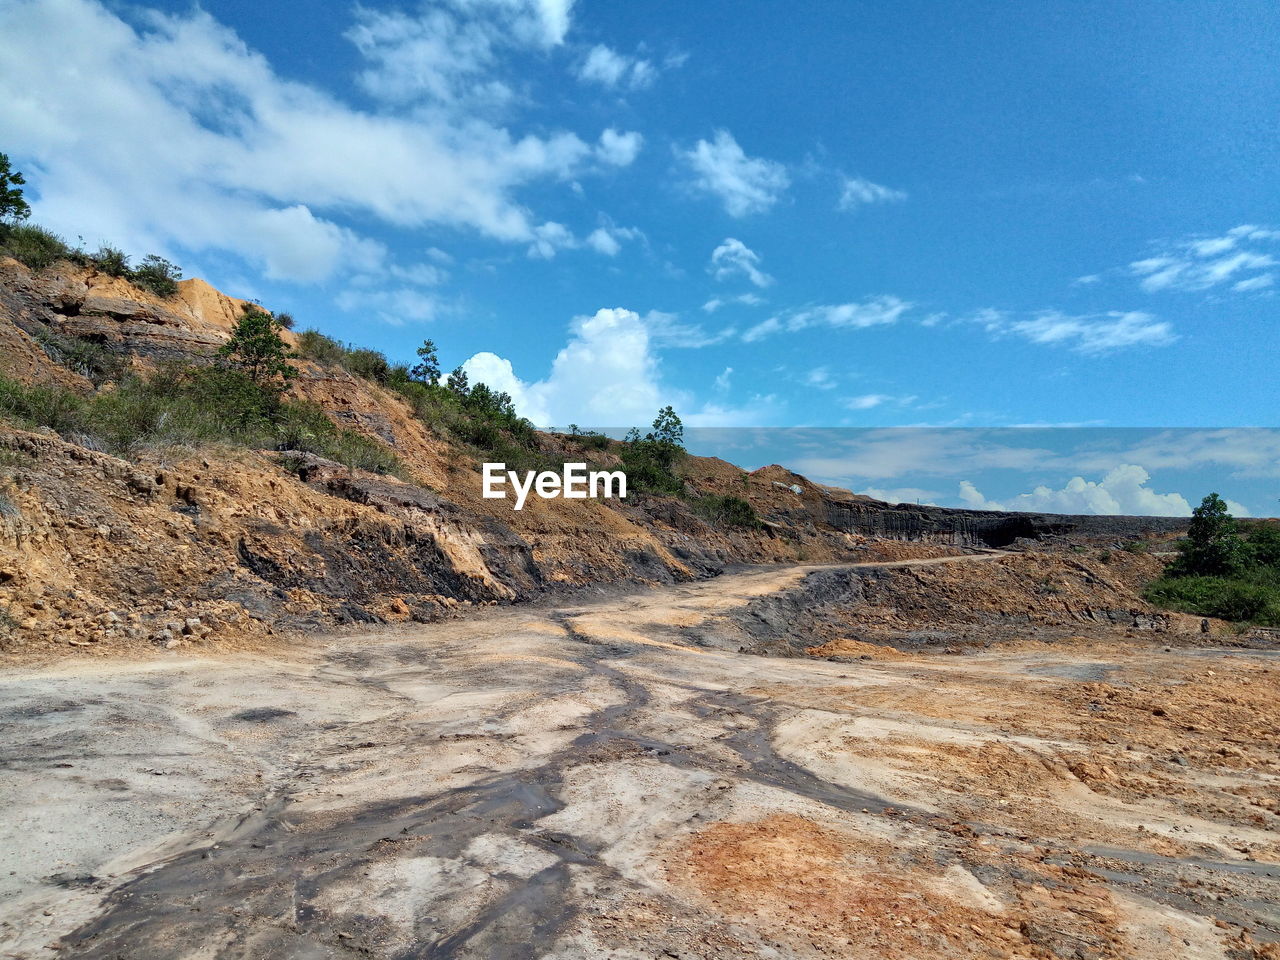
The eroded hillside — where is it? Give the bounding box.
[0,257,1188,656]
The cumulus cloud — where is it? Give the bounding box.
[527,221,576,259]
[461,307,667,426]
[679,130,789,217]
[837,176,907,211]
[576,44,656,90]
[0,0,634,288]
[956,466,1249,517]
[596,128,643,166]
[742,296,911,342]
[709,238,773,288]
[460,307,770,427]
[1128,224,1278,294]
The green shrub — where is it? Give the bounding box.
[130,254,182,297]
[0,223,74,271]
[1122,539,1149,554]
[0,376,86,433]
[0,367,404,477]
[693,494,762,529]
[274,311,295,330]
[31,328,125,384]
[92,245,130,277]
[341,348,391,383]
[1144,576,1280,626]
[295,329,346,365]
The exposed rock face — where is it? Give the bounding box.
[0,259,1192,655]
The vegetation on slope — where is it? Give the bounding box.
[0,154,761,530]
[1144,493,1280,626]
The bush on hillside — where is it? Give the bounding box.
[1143,496,1280,626]
[693,494,762,529]
[92,245,130,277]
[0,367,404,476]
[295,329,346,365]
[130,254,182,297]
[0,224,75,271]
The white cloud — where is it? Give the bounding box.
[714,367,733,392]
[462,307,665,426]
[584,221,642,256]
[0,0,625,287]
[596,128,643,166]
[969,308,1175,354]
[1008,310,1175,353]
[955,465,1247,517]
[679,130,789,217]
[576,44,656,90]
[742,296,911,342]
[1233,273,1274,292]
[461,307,770,427]
[844,394,891,410]
[702,293,763,313]
[859,487,938,506]
[585,227,620,256]
[1128,224,1279,294]
[336,285,442,326]
[710,238,773,288]
[837,176,907,211]
[527,221,576,259]
[805,367,836,390]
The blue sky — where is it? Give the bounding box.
[1,0,1277,513]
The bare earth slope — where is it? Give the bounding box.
[2,561,1277,959]
[0,258,1188,657]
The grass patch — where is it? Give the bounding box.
[1144,575,1280,626]
[0,223,76,271]
[31,328,126,384]
[691,493,763,529]
[0,368,405,476]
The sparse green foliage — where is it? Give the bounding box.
[0,153,31,225]
[1144,498,1280,626]
[295,329,346,365]
[446,366,470,398]
[92,245,130,277]
[411,339,440,384]
[341,347,391,383]
[219,308,297,387]
[0,223,74,271]
[0,368,403,475]
[31,327,125,384]
[693,494,762,529]
[651,405,683,446]
[130,254,182,297]
[621,407,687,494]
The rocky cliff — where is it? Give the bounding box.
[0,257,1188,656]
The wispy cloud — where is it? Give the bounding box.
[1129,224,1278,294]
[743,296,912,342]
[709,238,773,288]
[679,130,789,217]
[837,176,907,211]
[972,309,1176,354]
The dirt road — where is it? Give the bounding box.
[2,560,1277,959]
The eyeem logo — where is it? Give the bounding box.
[482,462,627,511]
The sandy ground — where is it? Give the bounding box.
[1,560,1277,959]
